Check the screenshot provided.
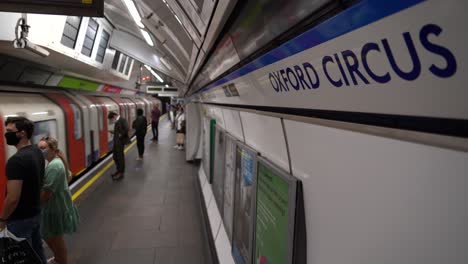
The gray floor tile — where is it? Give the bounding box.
[67,121,212,264]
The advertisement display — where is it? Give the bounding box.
[223,135,237,242]
[232,144,256,264]
[254,158,297,264]
[212,125,226,214]
[202,117,210,181]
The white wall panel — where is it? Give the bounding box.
[203,105,225,129]
[284,119,468,264]
[222,108,244,141]
[240,111,289,172]
[212,107,225,129]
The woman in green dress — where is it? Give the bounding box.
[38,137,79,264]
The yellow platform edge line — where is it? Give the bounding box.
[72,140,137,201]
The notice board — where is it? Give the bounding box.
[212,125,226,214]
[254,157,297,264]
[232,143,256,264]
[202,117,211,182]
[223,134,237,243]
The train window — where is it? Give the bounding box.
[95,30,110,63]
[124,58,133,75]
[31,120,58,144]
[111,50,120,70]
[70,104,83,140]
[81,19,99,57]
[119,54,127,73]
[61,16,82,49]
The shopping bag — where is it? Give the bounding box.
[0,227,42,264]
[176,133,185,144]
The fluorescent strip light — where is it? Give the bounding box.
[32,112,48,116]
[123,0,144,28]
[144,65,164,82]
[174,15,183,26]
[141,29,154,47]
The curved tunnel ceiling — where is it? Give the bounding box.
[103,0,229,92]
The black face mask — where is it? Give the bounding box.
[5,131,21,146]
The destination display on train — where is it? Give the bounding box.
[0,0,104,16]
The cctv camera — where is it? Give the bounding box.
[13,39,50,57]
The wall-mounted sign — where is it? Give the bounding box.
[254,158,297,264]
[232,144,256,264]
[0,0,104,17]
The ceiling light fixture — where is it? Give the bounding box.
[174,15,183,26]
[144,65,164,82]
[165,84,169,88]
[141,29,154,46]
[123,0,144,28]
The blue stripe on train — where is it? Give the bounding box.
[198,0,425,94]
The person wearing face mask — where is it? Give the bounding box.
[108,111,129,180]
[37,137,79,264]
[0,116,47,263]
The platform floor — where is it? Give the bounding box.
[60,119,212,264]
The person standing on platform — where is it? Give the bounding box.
[108,111,129,180]
[151,104,161,141]
[38,136,79,264]
[133,108,148,160]
[174,107,186,150]
[0,116,47,263]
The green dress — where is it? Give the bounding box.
[41,158,80,240]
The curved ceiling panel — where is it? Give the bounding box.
[188,0,337,95]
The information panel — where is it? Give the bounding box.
[232,144,256,264]
[202,117,210,181]
[254,159,297,264]
[212,125,226,214]
[223,134,237,242]
[0,0,104,17]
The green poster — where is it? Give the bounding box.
[255,162,290,264]
[58,76,100,91]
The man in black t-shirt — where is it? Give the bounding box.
[0,116,47,263]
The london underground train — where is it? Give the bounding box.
[0,85,161,206]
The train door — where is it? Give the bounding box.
[122,98,136,129]
[140,98,152,124]
[0,114,6,213]
[96,96,119,151]
[110,97,128,121]
[45,93,86,175]
[66,92,94,166]
[86,96,108,158]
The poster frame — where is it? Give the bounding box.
[231,140,258,264]
[222,132,239,244]
[202,116,211,182]
[253,156,298,264]
[212,123,227,214]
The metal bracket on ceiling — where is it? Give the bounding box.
[12,13,50,57]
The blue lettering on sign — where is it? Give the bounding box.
[267,23,457,93]
[419,24,457,78]
[303,62,320,89]
[361,42,391,84]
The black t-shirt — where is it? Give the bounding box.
[132,116,147,136]
[6,145,45,220]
